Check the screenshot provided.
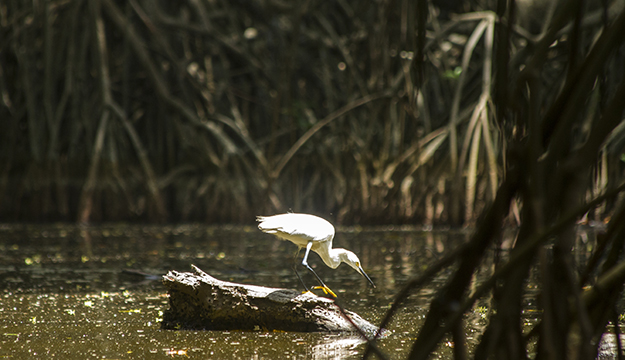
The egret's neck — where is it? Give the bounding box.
[317,247,349,269]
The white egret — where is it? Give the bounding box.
[256,213,375,297]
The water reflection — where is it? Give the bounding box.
[0,224,602,359]
[311,334,365,359]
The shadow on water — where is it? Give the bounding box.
[0,224,601,359]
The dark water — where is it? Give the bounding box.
[0,223,575,359]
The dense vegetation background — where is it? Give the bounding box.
[4,1,625,358]
[4,0,622,225]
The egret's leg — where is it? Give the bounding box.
[291,247,310,292]
[302,242,337,298]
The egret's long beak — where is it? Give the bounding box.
[359,266,376,288]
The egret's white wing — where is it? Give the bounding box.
[256,213,335,247]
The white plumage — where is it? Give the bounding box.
[257,213,375,297]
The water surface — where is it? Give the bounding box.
[0,224,518,359]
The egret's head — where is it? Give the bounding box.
[342,251,376,288]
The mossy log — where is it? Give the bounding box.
[161,265,380,334]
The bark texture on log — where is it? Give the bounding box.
[161,265,380,334]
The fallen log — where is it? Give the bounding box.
[161,265,381,335]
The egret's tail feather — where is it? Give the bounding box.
[256,215,282,234]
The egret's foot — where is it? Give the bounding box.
[312,285,337,298]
